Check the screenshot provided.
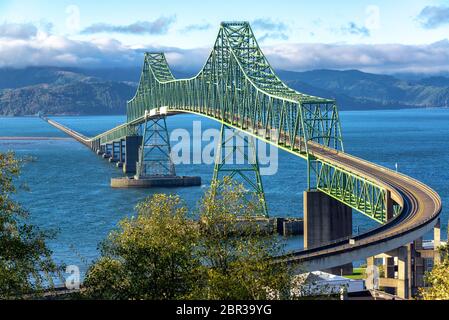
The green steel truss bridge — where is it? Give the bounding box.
[46,22,442,272]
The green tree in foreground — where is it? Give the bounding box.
[420,244,449,300]
[0,152,58,299]
[193,177,292,300]
[83,194,201,300]
[84,177,293,300]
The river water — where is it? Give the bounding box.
[0,108,448,275]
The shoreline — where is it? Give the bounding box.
[0,107,448,119]
[0,137,73,141]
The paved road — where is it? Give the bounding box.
[42,114,442,271]
[287,142,441,270]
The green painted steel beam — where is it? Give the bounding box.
[213,123,269,218]
[88,21,399,224]
[136,116,176,178]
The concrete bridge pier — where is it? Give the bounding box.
[107,144,112,154]
[304,190,353,275]
[95,144,104,155]
[367,218,442,299]
[119,139,125,163]
[102,144,112,159]
[115,139,125,168]
[109,141,120,163]
[122,136,142,174]
[98,136,141,172]
[397,246,412,299]
[434,218,441,264]
[111,115,201,188]
[367,246,412,300]
[92,139,101,153]
[383,257,396,295]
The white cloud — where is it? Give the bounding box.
[262,41,449,74]
[341,22,370,37]
[417,6,449,29]
[81,16,176,35]
[0,31,139,68]
[180,23,212,33]
[2,22,449,75]
[252,18,289,43]
[0,22,37,39]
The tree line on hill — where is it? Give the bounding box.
[3,67,449,116]
[1,151,448,300]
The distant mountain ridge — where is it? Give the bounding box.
[1,66,449,116]
[0,68,137,116]
[278,69,449,110]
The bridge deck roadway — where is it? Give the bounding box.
[288,142,441,272]
[42,117,92,148]
[42,112,442,273]
[176,112,441,271]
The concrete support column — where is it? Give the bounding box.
[413,238,425,291]
[383,256,396,295]
[384,257,395,279]
[397,246,411,299]
[434,218,441,265]
[407,245,413,298]
[383,191,396,295]
[367,256,375,272]
[112,141,120,161]
[304,191,353,275]
[102,144,112,159]
[123,136,142,174]
[119,139,125,163]
[106,144,112,156]
[91,139,99,152]
[366,256,377,290]
[384,191,396,295]
[414,237,423,251]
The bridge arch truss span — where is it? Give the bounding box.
[121,22,402,224]
[86,22,441,259]
[41,21,442,272]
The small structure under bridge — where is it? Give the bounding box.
[41,22,443,300]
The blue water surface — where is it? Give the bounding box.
[0,109,448,276]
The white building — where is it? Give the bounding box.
[292,271,365,297]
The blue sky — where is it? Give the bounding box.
[2,0,449,74]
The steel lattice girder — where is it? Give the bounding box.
[213,123,268,218]
[136,116,176,178]
[89,21,398,224]
[313,159,388,223]
[97,122,137,145]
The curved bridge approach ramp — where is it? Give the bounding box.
[59,22,442,271]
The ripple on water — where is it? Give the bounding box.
[1,110,448,277]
